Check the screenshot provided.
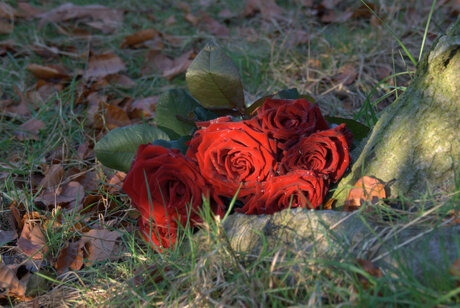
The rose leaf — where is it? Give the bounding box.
[152,135,191,154]
[185,40,245,110]
[94,124,170,172]
[325,116,370,144]
[155,89,200,137]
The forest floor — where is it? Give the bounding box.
[0,0,459,306]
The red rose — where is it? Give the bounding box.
[248,98,329,150]
[236,170,327,215]
[280,124,351,183]
[139,217,177,251]
[122,144,224,250]
[186,118,277,198]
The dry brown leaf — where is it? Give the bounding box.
[27,80,64,105]
[39,164,64,188]
[356,258,383,290]
[0,3,15,34]
[17,215,48,260]
[36,181,85,211]
[163,50,196,80]
[0,263,26,298]
[79,229,121,265]
[218,9,236,19]
[344,176,386,211]
[121,29,159,49]
[0,39,17,56]
[75,170,100,192]
[0,229,17,244]
[14,118,45,141]
[320,10,353,23]
[351,3,375,19]
[99,102,131,130]
[164,15,176,26]
[334,64,358,86]
[242,0,284,21]
[450,259,460,286]
[105,74,136,88]
[184,13,199,26]
[322,198,336,210]
[55,241,83,274]
[177,2,199,26]
[106,171,126,193]
[38,3,123,33]
[130,264,165,287]
[85,52,126,80]
[161,33,184,47]
[128,96,158,119]
[17,2,43,19]
[0,3,16,18]
[27,63,70,80]
[201,13,229,38]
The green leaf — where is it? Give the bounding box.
[152,135,191,154]
[273,88,300,99]
[155,89,200,137]
[326,116,370,144]
[246,95,273,115]
[186,41,245,110]
[94,124,170,172]
[193,106,219,122]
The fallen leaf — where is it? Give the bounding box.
[27,63,70,80]
[356,258,383,290]
[106,171,126,193]
[450,259,460,287]
[14,118,46,141]
[130,264,165,287]
[128,96,158,119]
[0,263,26,298]
[0,39,17,56]
[79,229,121,265]
[161,33,184,47]
[163,50,196,80]
[84,52,126,80]
[322,198,336,210]
[16,2,43,19]
[201,13,229,38]
[28,80,64,104]
[344,176,386,211]
[0,3,16,18]
[351,3,375,19]
[105,74,136,88]
[164,15,176,26]
[38,3,123,33]
[36,181,85,211]
[39,164,64,188]
[17,214,48,260]
[99,102,131,130]
[333,64,358,86]
[320,10,353,23]
[143,49,195,80]
[242,0,284,21]
[121,29,159,48]
[0,3,15,34]
[55,241,83,274]
[218,9,236,19]
[0,229,17,244]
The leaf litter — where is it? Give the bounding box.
[1,0,458,304]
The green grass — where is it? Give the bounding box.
[1,0,459,306]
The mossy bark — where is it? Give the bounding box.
[333,18,460,205]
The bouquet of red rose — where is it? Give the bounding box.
[95,42,361,252]
[121,98,351,251]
